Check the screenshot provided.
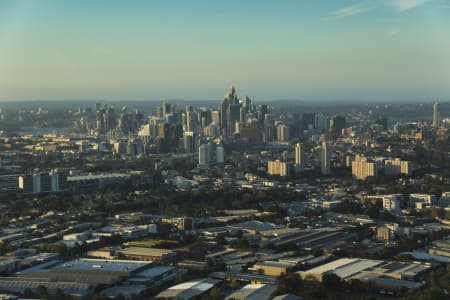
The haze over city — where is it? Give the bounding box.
[1,1,450,300]
[1,0,450,101]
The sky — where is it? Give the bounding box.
[0,0,450,102]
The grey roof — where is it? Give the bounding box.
[53,258,150,274]
[229,220,283,232]
[156,278,220,299]
[273,294,301,300]
[225,284,277,300]
[100,285,147,297]
[135,266,176,278]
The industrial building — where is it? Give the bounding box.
[225,284,277,300]
[298,258,432,291]
[0,277,95,299]
[252,261,294,276]
[156,278,221,299]
[117,247,177,263]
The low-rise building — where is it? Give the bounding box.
[252,261,294,276]
[225,284,277,300]
[156,278,221,299]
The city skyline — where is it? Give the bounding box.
[1,0,450,101]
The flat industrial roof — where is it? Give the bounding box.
[119,247,174,257]
[53,258,150,273]
[156,278,220,299]
[299,258,384,279]
[333,259,384,279]
[100,285,147,297]
[225,284,276,300]
[135,266,175,278]
[254,261,294,269]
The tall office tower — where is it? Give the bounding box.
[204,123,220,138]
[240,106,247,123]
[227,103,241,134]
[198,144,210,167]
[211,110,220,125]
[242,95,252,109]
[295,143,305,171]
[330,115,346,133]
[216,145,225,164]
[376,115,388,130]
[199,109,212,127]
[162,102,171,116]
[220,86,240,136]
[315,113,329,131]
[263,114,275,141]
[433,102,440,127]
[257,105,268,126]
[277,124,290,142]
[321,142,331,175]
[95,103,102,112]
[302,113,316,130]
[183,131,196,154]
[186,111,197,133]
[220,98,230,136]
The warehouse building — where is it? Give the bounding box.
[156,278,221,299]
[225,284,277,300]
[251,261,294,276]
[298,258,432,291]
[0,277,95,299]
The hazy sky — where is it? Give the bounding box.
[0,0,450,101]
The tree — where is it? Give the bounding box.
[276,272,302,296]
[321,273,343,291]
[407,287,448,300]
[230,278,240,289]
[36,285,48,299]
[54,288,65,300]
[209,286,222,300]
[231,237,250,250]
[23,288,34,298]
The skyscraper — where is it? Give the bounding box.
[277,124,290,142]
[216,145,225,164]
[211,110,220,125]
[330,115,346,133]
[295,143,304,171]
[433,102,440,127]
[227,103,241,134]
[198,144,210,167]
[321,142,331,175]
[183,131,196,154]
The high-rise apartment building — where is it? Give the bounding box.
[295,143,305,171]
[216,145,225,164]
[198,144,211,167]
[267,160,290,177]
[277,124,290,142]
[183,131,196,154]
[433,102,440,127]
[321,142,331,175]
[18,170,67,193]
[384,158,412,177]
[352,155,377,180]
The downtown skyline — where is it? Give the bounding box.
[1,0,450,102]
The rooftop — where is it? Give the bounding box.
[53,258,150,273]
